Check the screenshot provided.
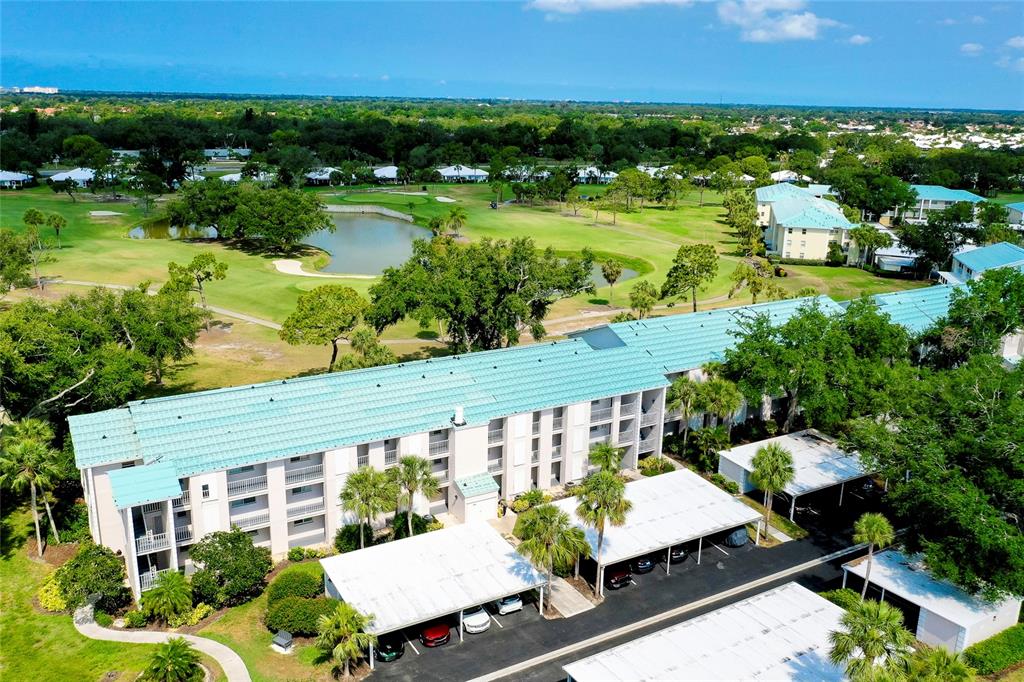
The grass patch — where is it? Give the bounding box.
[737,496,809,540]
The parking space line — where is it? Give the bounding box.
[404,634,420,655]
[711,542,730,556]
[490,614,504,628]
[629,579,638,586]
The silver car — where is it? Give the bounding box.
[492,594,523,615]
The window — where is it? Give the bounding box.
[121,461,136,469]
[289,455,310,463]
[228,465,254,475]
[292,517,314,527]
[230,497,256,509]
[800,240,806,247]
[176,511,187,519]
[799,253,805,259]
[291,485,313,495]
[787,228,793,234]
[201,484,210,499]
[801,229,807,235]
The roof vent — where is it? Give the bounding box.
[452,405,466,426]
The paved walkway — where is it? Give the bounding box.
[73,600,251,682]
[547,576,596,618]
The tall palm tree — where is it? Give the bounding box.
[4,418,62,542]
[393,456,439,539]
[828,600,914,681]
[908,646,975,681]
[750,443,794,536]
[690,425,730,472]
[666,375,706,456]
[576,471,633,596]
[0,438,59,556]
[143,637,203,682]
[588,442,623,474]
[445,206,468,238]
[702,377,744,436]
[316,602,377,679]
[142,570,192,623]
[516,504,591,615]
[853,512,896,601]
[340,467,397,549]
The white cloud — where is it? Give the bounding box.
[380,75,390,81]
[996,55,1024,72]
[717,0,839,42]
[969,15,986,24]
[847,34,872,45]
[960,42,984,56]
[938,17,957,26]
[527,0,692,14]
[1007,36,1024,49]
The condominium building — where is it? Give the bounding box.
[755,183,854,260]
[71,296,848,598]
[883,184,984,224]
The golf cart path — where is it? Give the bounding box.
[74,600,251,682]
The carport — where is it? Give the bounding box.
[718,429,868,522]
[842,550,1022,653]
[319,521,547,668]
[563,582,846,681]
[554,468,760,596]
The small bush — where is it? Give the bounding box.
[709,473,740,494]
[95,610,114,627]
[49,501,91,544]
[778,257,827,266]
[819,588,860,611]
[521,489,550,507]
[37,573,68,612]
[639,457,674,476]
[391,512,429,540]
[267,570,322,606]
[512,507,536,540]
[187,602,214,626]
[265,597,339,636]
[510,498,531,513]
[425,521,444,532]
[124,609,149,628]
[333,524,366,554]
[963,624,1024,675]
[189,569,220,607]
[54,543,131,612]
[287,547,305,562]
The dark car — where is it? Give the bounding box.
[669,545,689,564]
[374,633,405,662]
[420,621,451,647]
[604,566,632,590]
[630,556,655,574]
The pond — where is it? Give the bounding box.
[128,220,218,240]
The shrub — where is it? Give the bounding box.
[287,547,306,562]
[189,528,272,607]
[510,498,531,513]
[265,597,339,636]
[54,543,131,612]
[425,520,444,532]
[779,257,827,266]
[186,602,214,626]
[819,588,860,611]
[639,457,674,476]
[521,489,550,507]
[95,610,114,627]
[333,524,364,554]
[391,512,429,540]
[37,573,68,612]
[709,473,740,494]
[124,609,149,628]
[512,507,536,540]
[267,570,322,606]
[49,501,90,544]
[963,624,1024,675]
[189,569,220,607]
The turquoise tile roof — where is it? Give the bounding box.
[807,184,833,196]
[1005,202,1024,213]
[771,197,853,230]
[954,242,1024,273]
[755,183,812,203]
[871,285,958,334]
[70,338,670,480]
[456,472,499,498]
[106,461,182,509]
[910,185,984,204]
[571,296,844,374]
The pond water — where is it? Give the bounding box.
[128,220,218,240]
[590,263,637,287]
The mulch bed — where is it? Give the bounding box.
[25,538,78,567]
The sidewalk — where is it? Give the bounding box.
[548,576,595,618]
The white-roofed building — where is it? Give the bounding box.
[553,467,760,594]
[577,166,618,184]
[50,167,95,186]
[203,147,251,159]
[563,582,846,681]
[219,171,275,184]
[305,167,344,185]
[637,165,682,180]
[843,550,1022,653]
[373,165,399,182]
[320,521,546,664]
[770,170,812,184]
[718,430,869,520]
[437,165,488,182]
[848,223,921,272]
[0,170,33,188]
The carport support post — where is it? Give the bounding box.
[789,495,797,522]
[369,642,374,670]
[842,570,848,590]
[539,585,545,615]
[697,537,702,565]
[839,481,845,507]
[665,549,670,576]
[459,609,464,642]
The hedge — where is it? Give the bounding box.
[265,597,340,636]
[708,473,739,495]
[963,623,1024,675]
[267,570,323,606]
[819,588,860,611]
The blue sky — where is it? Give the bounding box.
[2,1,1023,110]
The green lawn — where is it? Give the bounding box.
[991,191,1024,205]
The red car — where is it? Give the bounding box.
[420,621,451,647]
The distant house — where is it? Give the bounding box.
[219,171,274,184]
[203,148,252,160]
[755,182,853,260]
[576,166,617,184]
[885,184,984,224]
[1005,201,1024,226]
[49,167,95,186]
[637,165,682,180]
[504,165,549,182]
[940,241,1024,285]
[305,167,344,186]
[112,149,142,158]
[770,169,802,183]
[373,165,400,182]
[436,165,488,182]
[0,170,33,188]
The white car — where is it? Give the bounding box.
[462,605,491,634]
[492,594,523,615]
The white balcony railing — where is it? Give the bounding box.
[139,568,170,592]
[639,435,659,452]
[428,440,449,456]
[285,464,323,485]
[531,450,540,464]
[617,429,635,444]
[589,435,611,446]
[232,511,271,530]
[172,490,190,508]
[551,445,562,460]
[135,532,170,554]
[619,401,638,417]
[552,417,564,431]
[174,525,193,544]
[487,459,503,473]
[488,429,504,444]
[384,448,398,465]
[141,502,163,514]
[640,410,660,427]
[287,500,326,520]
[532,422,540,435]
[590,407,613,423]
[435,471,449,484]
[227,474,268,497]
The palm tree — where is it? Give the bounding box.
[702,377,743,436]
[142,570,192,623]
[445,206,468,238]
[666,376,706,456]
[516,504,591,615]
[853,512,896,601]
[750,443,795,536]
[588,442,623,473]
[4,419,62,542]
[143,637,203,682]
[576,471,633,596]
[690,425,730,472]
[0,437,60,557]
[316,602,377,679]
[908,646,975,681]
[393,456,439,539]
[340,467,397,549]
[427,215,446,237]
[828,600,914,681]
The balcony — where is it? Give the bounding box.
[287,500,326,520]
[174,525,193,544]
[664,407,683,422]
[551,445,562,460]
[552,417,564,431]
[619,401,638,417]
[640,410,660,427]
[638,435,659,452]
[428,440,449,456]
[590,407,613,423]
[285,464,323,485]
[487,428,504,444]
[487,459,503,473]
[384,448,398,466]
[172,490,191,509]
[135,532,170,554]
[141,502,163,514]
[532,422,540,435]
[589,435,611,446]
[531,450,540,464]
[139,568,171,592]
[617,428,635,444]
[434,471,449,485]
[232,511,271,531]
[227,474,268,497]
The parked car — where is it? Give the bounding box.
[420,621,451,647]
[492,594,523,615]
[669,545,689,564]
[604,566,632,590]
[374,633,405,662]
[462,605,491,634]
[630,556,655,574]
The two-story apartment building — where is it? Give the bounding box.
[883,184,984,224]
[940,241,1024,285]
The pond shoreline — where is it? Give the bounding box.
[325,204,415,222]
